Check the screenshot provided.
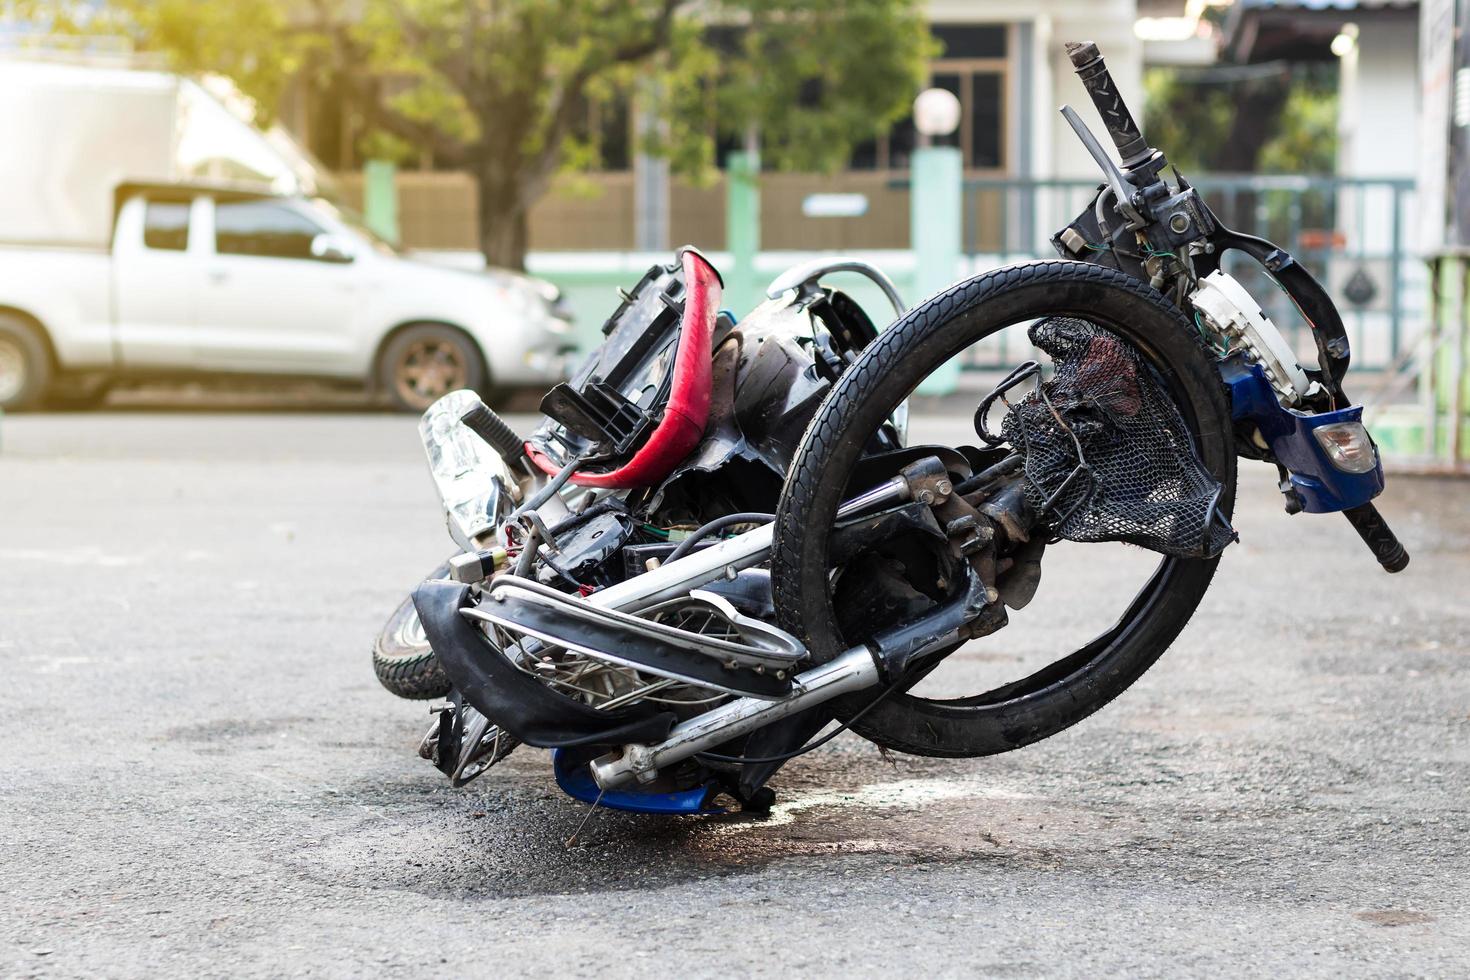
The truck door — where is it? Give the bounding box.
[113,194,205,367]
[192,196,363,374]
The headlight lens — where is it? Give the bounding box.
[1313,421,1378,473]
[493,284,535,318]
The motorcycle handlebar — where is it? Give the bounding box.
[460,402,530,468]
[1342,503,1410,574]
[1066,41,1151,168]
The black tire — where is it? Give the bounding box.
[373,562,453,700]
[378,323,488,413]
[0,314,52,412]
[771,260,1237,758]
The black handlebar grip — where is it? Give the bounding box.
[1342,503,1410,573]
[460,402,530,467]
[1066,41,1151,168]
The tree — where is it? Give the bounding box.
[47,0,932,269]
[1143,62,1338,175]
[1143,61,1339,237]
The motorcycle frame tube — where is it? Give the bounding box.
[764,256,908,317]
[574,476,909,615]
[588,645,881,790]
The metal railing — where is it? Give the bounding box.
[952,175,1419,375]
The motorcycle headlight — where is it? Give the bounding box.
[1313,421,1378,473]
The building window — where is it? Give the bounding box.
[970,72,1004,170]
[849,23,1010,173]
[933,24,1007,60]
[570,94,633,172]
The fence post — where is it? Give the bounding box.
[363,159,400,246]
[1452,258,1468,466]
[911,144,964,395]
[725,151,761,316]
[1390,183,1404,359]
[1425,257,1441,457]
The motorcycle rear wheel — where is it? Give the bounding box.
[771,261,1237,758]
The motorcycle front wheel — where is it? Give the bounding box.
[372,561,453,700]
[771,260,1237,758]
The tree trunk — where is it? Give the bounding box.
[1217,80,1289,173]
[1213,80,1289,231]
[476,174,531,271]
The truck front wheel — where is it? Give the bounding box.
[378,323,489,413]
[0,314,52,412]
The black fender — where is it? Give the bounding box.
[412,579,675,748]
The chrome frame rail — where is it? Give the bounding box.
[588,644,881,790]
[575,476,907,614]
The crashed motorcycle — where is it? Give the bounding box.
[373,41,1408,816]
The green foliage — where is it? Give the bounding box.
[1142,67,1233,174]
[697,1,936,174]
[1143,62,1338,175]
[35,0,930,264]
[1257,73,1338,175]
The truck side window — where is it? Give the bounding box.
[215,200,324,260]
[143,200,190,251]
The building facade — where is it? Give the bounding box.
[305,1,1148,256]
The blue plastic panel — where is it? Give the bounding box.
[552,748,724,815]
[1222,356,1384,512]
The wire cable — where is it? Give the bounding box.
[663,511,775,563]
[509,451,589,522]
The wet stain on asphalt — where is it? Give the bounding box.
[278,749,1110,901]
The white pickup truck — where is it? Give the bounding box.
[0,183,576,410]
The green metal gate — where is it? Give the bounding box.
[956,175,1418,374]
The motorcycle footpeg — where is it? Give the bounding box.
[419,702,461,774]
[419,699,519,784]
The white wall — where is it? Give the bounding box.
[1338,18,1420,180]
[1042,2,1145,180]
[1334,18,1421,366]
[925,0,1143,180]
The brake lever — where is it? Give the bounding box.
[1060,105,1145,230]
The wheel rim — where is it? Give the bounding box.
[777,300,1233,730]
[394,339,468,409]
[0,336,27,403]
[837,359,1181,707]
[392,605,431,652]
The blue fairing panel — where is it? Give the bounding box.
[1222,356,1384,513]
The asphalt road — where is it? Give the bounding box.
[2,410,1467,977]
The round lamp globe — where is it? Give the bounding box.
[913,87,962,138]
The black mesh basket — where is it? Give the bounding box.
[994,317,1235,559]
